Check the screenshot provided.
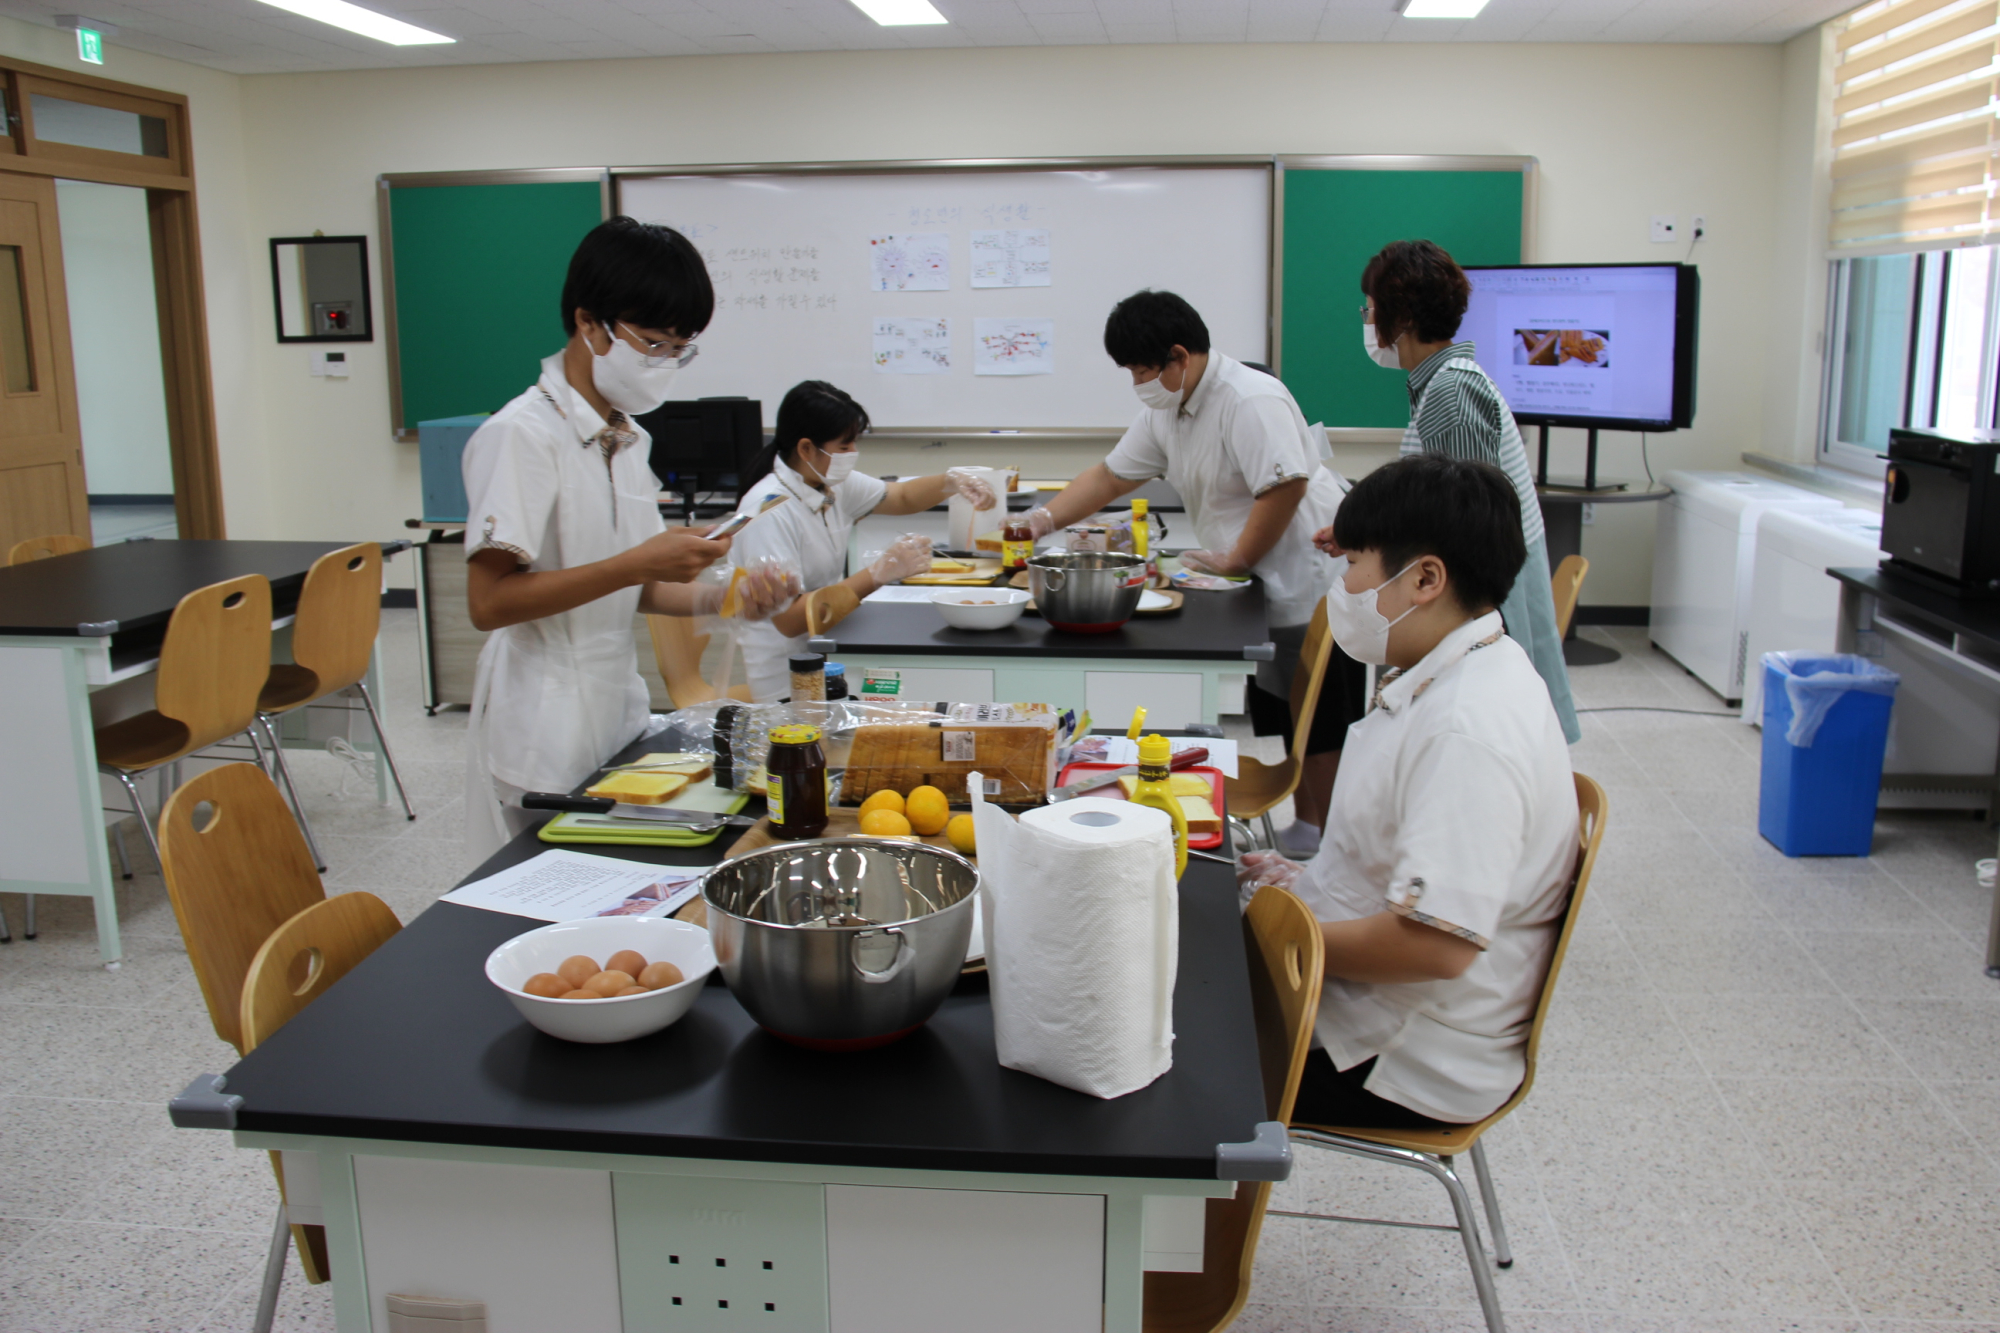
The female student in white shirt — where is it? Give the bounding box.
[727,380,997,701]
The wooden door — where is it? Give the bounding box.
[0,171,86,552]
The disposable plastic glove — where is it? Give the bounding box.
[944,467,998,511]
[730,561,802,622]
[1236,849,1304,911]
[866,533,933,584]
[1024,506,1058,539]
[1177,548,1247,578]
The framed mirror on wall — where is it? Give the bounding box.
[271,234,372,342]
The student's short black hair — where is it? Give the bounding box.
[1103,290,1211,368]
[560,216,714,338]
[1331,454,1525,613]
[747,380,870,482]
[1361,240,1471,347]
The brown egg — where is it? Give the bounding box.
[560,988,596,999]
[583,969,636,997]
[522,972,570,999]
[613,985,649,996]
[557,955,600,988]
[639,960,685,990]
[606,949,648,978]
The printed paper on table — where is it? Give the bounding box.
[873,317,952,375]
[869,233,950,292]
[970,229,1051,288]
[973,317,1054,376]
[441,848,704,921]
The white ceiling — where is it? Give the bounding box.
[0,0,1857,75]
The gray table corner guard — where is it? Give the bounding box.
[807,635,838,654]
[1243,642,1275,661]
[1216,1121,1291,1181]
[169,1073,241,1130]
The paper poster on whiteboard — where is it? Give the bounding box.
[970,229,1051,288]
[974,318,1053,376]
[869,233,949,292]
[874,317,952,374]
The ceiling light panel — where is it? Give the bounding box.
[253,0,455,45]
[850,0,951,26]
[1402,0,1492,16]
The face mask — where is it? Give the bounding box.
[589,322,682,415]
[1134,365,1182,410]
[804,446,859,486]
[1362,320,1403,370]
[1324,560,1420,665]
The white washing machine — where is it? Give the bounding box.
[1649,471,1843,702]
[1742,505,2000,809]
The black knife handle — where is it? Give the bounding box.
[520,792,613,813]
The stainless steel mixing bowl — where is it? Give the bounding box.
[1027,551,1148,632]
[700,837,978,1049]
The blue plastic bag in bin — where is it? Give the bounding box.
[1759,652,1900,857]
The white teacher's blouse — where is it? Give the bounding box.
[1291,611,1579,1122]
[1102,352,1344,628]
[460,353,665,846]
[728,457,888,701]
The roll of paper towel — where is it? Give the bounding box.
[970,783,1178,1099]
[947,466,1006,552]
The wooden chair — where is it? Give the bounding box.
[1225,599,1333,850]
[1279,773,1609,1333]
[1551,554,1590,640]
[7,532,89,564]
[1142,884,1323,1332]
[95,574,274,867]
[647,614,758,706]
[238,890,402,1328]
[256,543,415,870]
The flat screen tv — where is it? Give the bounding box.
[1458,263,1699,432]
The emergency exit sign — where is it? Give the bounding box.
[75,26,102,63]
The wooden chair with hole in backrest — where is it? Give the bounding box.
[7,532,89,565]
[237,890,403,1321]
[1279,773,1609,1333]
[255,543,415,872]
[94,573,273,868]
[1551,554,1590,640]
[1226,598,1333,851]
[1141,884,1324,1333]
[647,614,761,706]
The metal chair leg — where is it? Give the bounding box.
[251,1202,289,1333]
[258,716,326,874]
[112,821,133,879]
[22,894,33,940]
[0,897,11,942]
[111,770,164,871]
[1469,1139,1513,1268]
[1260,811,1279,851]
[1226,814,1256,856]
[354,681,416,821]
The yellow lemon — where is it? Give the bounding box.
[946,813,976,855]
[905,785,950,835]
[858,808,913,837]
[858,789,905,819]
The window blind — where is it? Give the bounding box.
[1830,0,2000,251]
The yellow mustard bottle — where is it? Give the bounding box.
[1127,732,1188,879]
[1130,497,1149,560]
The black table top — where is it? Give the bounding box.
[0,540,369,637]
[218,739,1268,1180]
[1830,564,2000,656]
[827,582,1271,661]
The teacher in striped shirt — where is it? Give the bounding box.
[1324,239,1579,743]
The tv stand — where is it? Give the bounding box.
[1533,423,1628,493]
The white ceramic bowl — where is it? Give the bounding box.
[484,916,715,1044]
[932,587,1030,631]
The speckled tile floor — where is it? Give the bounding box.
[2,618,1997,1332]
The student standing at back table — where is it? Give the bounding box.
[1023,290,1357,854]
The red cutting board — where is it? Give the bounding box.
[1054,762,1227,850]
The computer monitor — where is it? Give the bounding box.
[1458,263,1700,432]
[634,397,764,500]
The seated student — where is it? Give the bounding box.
[1239,454,1579,1128]
[727,380,997,701]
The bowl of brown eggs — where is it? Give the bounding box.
[484,916,715,1044]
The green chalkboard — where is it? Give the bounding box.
[386,180,605,433]
[1279,169,1525,429]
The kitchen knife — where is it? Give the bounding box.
[1045,746,1208,803]
[520,793,760,826]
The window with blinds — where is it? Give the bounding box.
[1831,0,2000,252]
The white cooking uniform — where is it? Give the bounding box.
[1102,352,1344,629]
[727,455,888,701]
[461,352,666,860]
[1289,611,1578,1123]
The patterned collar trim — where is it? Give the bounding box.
[1369,623,1505,715]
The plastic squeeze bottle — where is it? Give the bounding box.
[1130,497,1150,559]
[1128,732,1189,879]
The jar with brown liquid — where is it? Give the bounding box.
[766,723,829,839]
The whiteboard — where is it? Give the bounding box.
[618,167,1271,429]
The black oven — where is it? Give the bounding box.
[1884,428,2000,596]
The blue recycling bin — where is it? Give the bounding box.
[1758,652,1899,856]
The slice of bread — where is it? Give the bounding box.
[1179,794,1222,836]
[974,530,1004,553]
[631,753,714,782]
[585,771,691,805]
[929,555,974,573]
[1115,773,1213,799]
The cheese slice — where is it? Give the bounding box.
[630,753,714,781]
[929,555,974,573]
[1178,795,1222,836]
[585,771,692,805]
[1115,773,1213,799]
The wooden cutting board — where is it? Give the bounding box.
[671,809,962,929]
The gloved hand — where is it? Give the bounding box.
[731,561,801,622]
[944,467,998,511]
[1024,506,1058,539]
[1178,548,1247,578]
[866,533,933,584]
[1236,850,1304,911]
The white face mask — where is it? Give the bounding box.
[589,322,684,415]
[1133,366,1182,411]
[1362,320,1403,370]
[1324,559,1420,665]
[804,446,859,487]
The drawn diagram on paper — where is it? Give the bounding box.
[973,318,1053,376]
[970,229,1051,288]
[873,317,952,374]
[869,233,950,292]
